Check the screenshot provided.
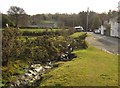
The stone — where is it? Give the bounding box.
[42,68,46,72]
[35,75,41,79]
[44,66,51,69]
[21,80,28,85]
[15,80,20,86]
[30,80,34,83]
[21,75,26,80]
[9,63,49,88]
[32,78,36,81]
[24,78,29,82]
[48,62,52,65]
[31,64,41,69]
[34,66,43,72]
[25,73,33,78]
[28,70,37,76]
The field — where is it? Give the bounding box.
[19,28,64,32]
[40,45,118,86]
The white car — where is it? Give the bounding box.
[74,26,84,32]
[94,29,100,34]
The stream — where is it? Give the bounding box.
[8,53,76,88]
[9,63,53,88]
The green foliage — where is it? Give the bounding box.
[2,28,29,86]
[70,32,86,38]
[92,14,102,30]
[2,28,21,66]
[2,14,14,28]
[78,11,87,29]
[2,28,87,65]
[2,28,87,64]
[34,35,74,61]
[33,46,49,63]
[2,60,28,86]
[71,32,88,49]
[7,6,26,27]
[108,10,118,19]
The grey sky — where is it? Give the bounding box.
[0,0,119,15]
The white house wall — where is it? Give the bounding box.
[118,23,120,38]
[101,25,106,35]
[110,21,118,37]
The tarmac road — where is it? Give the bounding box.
[86,32,119,55]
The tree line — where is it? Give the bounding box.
[2,6,118,31]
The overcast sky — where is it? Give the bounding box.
[0,0,119,15]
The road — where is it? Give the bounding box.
[86,32,119,55]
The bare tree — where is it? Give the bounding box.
[7,6,26,28]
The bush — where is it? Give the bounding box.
[2,28,87,65]
[33,46,49,63]
[73,33,88,49]
[2,28,21,66]
[2,60,28,87]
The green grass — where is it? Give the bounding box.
[40,46,118,86]
[70,32,86,38]
[40,20,56,24]
[19,29,63,32]
[20,29,46,32]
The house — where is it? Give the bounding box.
[98,17,119,37]
[98,1,120,37]
[118,1,120,38]
[108,1,120,38]
[109,17,119,37]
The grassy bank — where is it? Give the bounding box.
[40,45,118,86]
[70,32,86,38]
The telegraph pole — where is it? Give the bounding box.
[86,7,89,33]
